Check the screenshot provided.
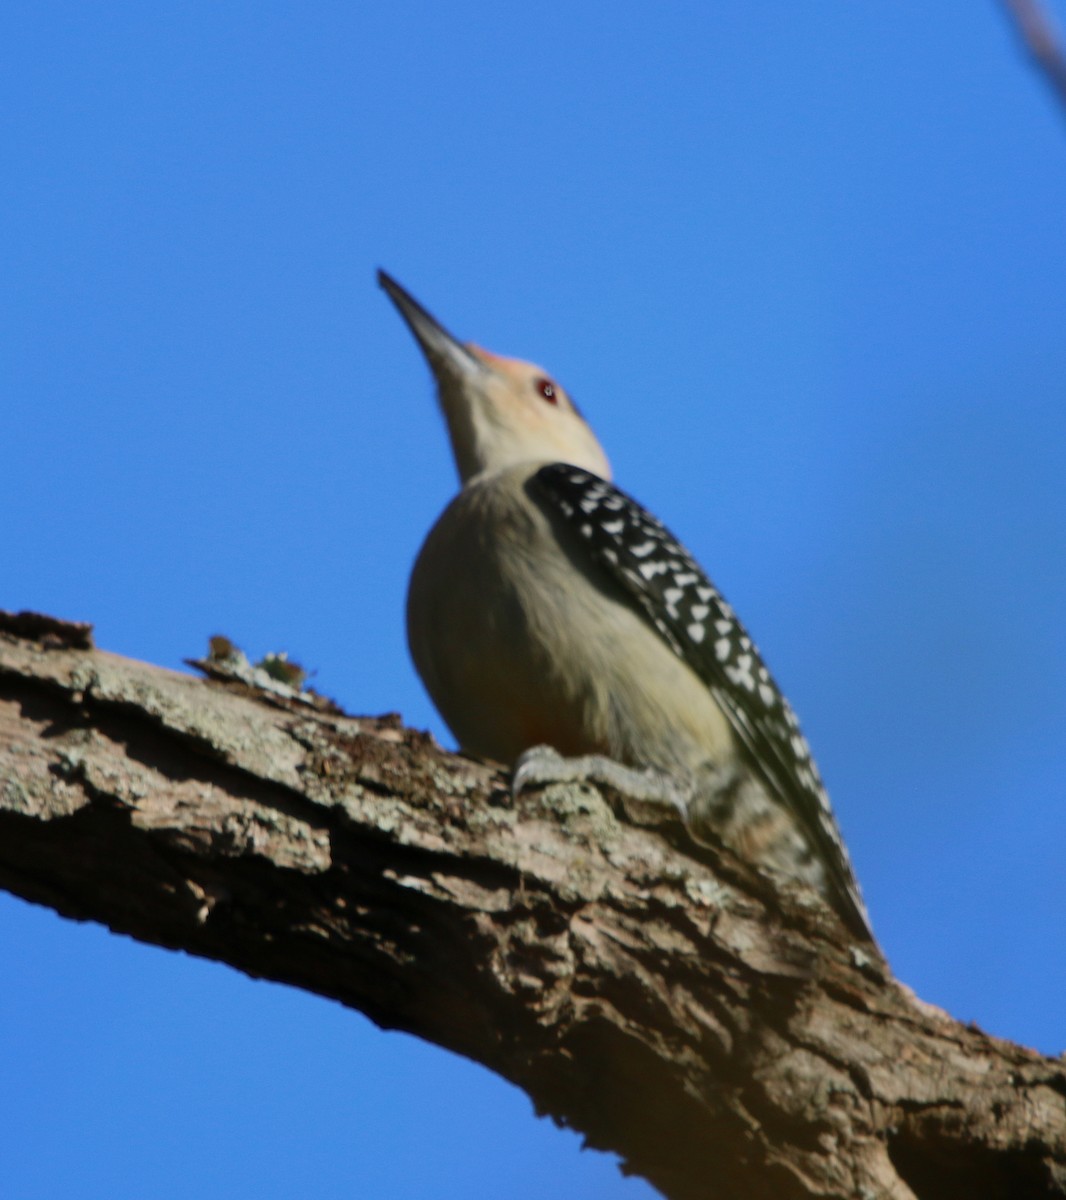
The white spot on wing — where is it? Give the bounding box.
[725,654,756,691]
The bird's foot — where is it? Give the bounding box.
[511,744,691,818]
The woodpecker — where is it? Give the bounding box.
[379,270,872,942]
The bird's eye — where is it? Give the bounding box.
[535,378,558,404]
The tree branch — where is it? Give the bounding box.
[1001,0,1066,115]
[1,613,1064,1200]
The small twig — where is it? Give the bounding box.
[1001,0,1066,114]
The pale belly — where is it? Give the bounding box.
[406,467,733,771]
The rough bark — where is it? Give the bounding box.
[1,612,1063,1200]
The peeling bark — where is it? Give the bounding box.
[1,613,1063,1200]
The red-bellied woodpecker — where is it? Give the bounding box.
[379,270,873,942]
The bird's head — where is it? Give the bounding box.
[379,270,611,485]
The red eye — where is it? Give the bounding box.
[536,378,558,404]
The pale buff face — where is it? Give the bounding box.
[435,343,612,484]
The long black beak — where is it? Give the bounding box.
[378,270,486,379]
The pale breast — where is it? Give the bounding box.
[407,466,734,773]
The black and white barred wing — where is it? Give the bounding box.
[532,462,869,936]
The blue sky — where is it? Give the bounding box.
[3,4,1066,1197]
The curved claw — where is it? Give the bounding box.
[511,744,567,797]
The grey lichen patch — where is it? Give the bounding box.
[63,655,308,792]
[523,780,620,847]
[39,718,332,874]
[1,774,32,814]
[54,733,154,809]
[214,808,331,872]
[0,717,92,819]
[287,717,329,745]
[501,832,614,909]
[2,771,88,820]
[417,755,480,800]
[68,662,102,702]
[683,875,732,911]
[332,789,404,831]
